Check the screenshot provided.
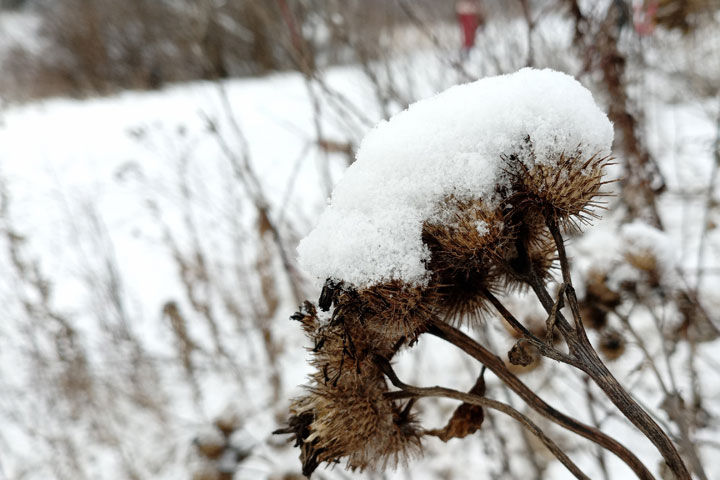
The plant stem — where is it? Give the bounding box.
[427,318,655,480]
[375,355,591,480]
[542,216,691,480]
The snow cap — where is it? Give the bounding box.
[298,68,614,287]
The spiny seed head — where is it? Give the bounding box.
[623,248,662,288]
[282,282,427,476]
[297,280,432,393]
[674,291,720,343]
[194,427,226,460]
[422,198,510,324]
[423,197,510,269]
[288,374,421,475]
[496,225,557,291]
[336,281,437,348]
[214,411,241,436]
[502,142,613,232]
[625,249,657,273]
[579,268,620,329]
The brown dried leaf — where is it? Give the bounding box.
[429,373,485,442]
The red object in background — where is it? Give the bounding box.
[456,1,481,49]
[634,0,658,36]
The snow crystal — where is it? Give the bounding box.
[317,308,334,326]
[298,68,614,287]
[475,220,489,236]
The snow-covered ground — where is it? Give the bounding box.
[0,9,719,480]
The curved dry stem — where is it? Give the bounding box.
[374,355,590,480]
[482,287,579,366]
[427,318,655,480]
[540,215,691,480]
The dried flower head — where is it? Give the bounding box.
[279,281,431,476]
[194,427,227,460]
[495,225,557,291]
[586,269,622,307]
[285,371,421,475]
[674,291,720,343]
[502,140,612,232]
[624,248,662,288]
[422,198,510,323]
[625,249,658,274]
[192,468,233,480]
[335,281,437,348]
[580,304,608,330]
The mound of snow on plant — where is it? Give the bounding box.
[298,68,614,287]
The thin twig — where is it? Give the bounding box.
[375,356,591,480]
[542,215,690,480]
[482,288,578,366]
[695,97,720,291]
[427,318,655,480]
[583,378,610,480]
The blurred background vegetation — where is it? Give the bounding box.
[0,1,719,479]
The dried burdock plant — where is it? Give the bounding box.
[502,143,614,232]
[278,69,694,479]
[422,198,508,324]
[287,372,422,474]
[278,288,424,475]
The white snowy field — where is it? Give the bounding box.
[0,12,719,480]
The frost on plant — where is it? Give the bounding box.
[277,68,623,476]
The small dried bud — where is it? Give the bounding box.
[508,341,534,366]
[505,341,542,374]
